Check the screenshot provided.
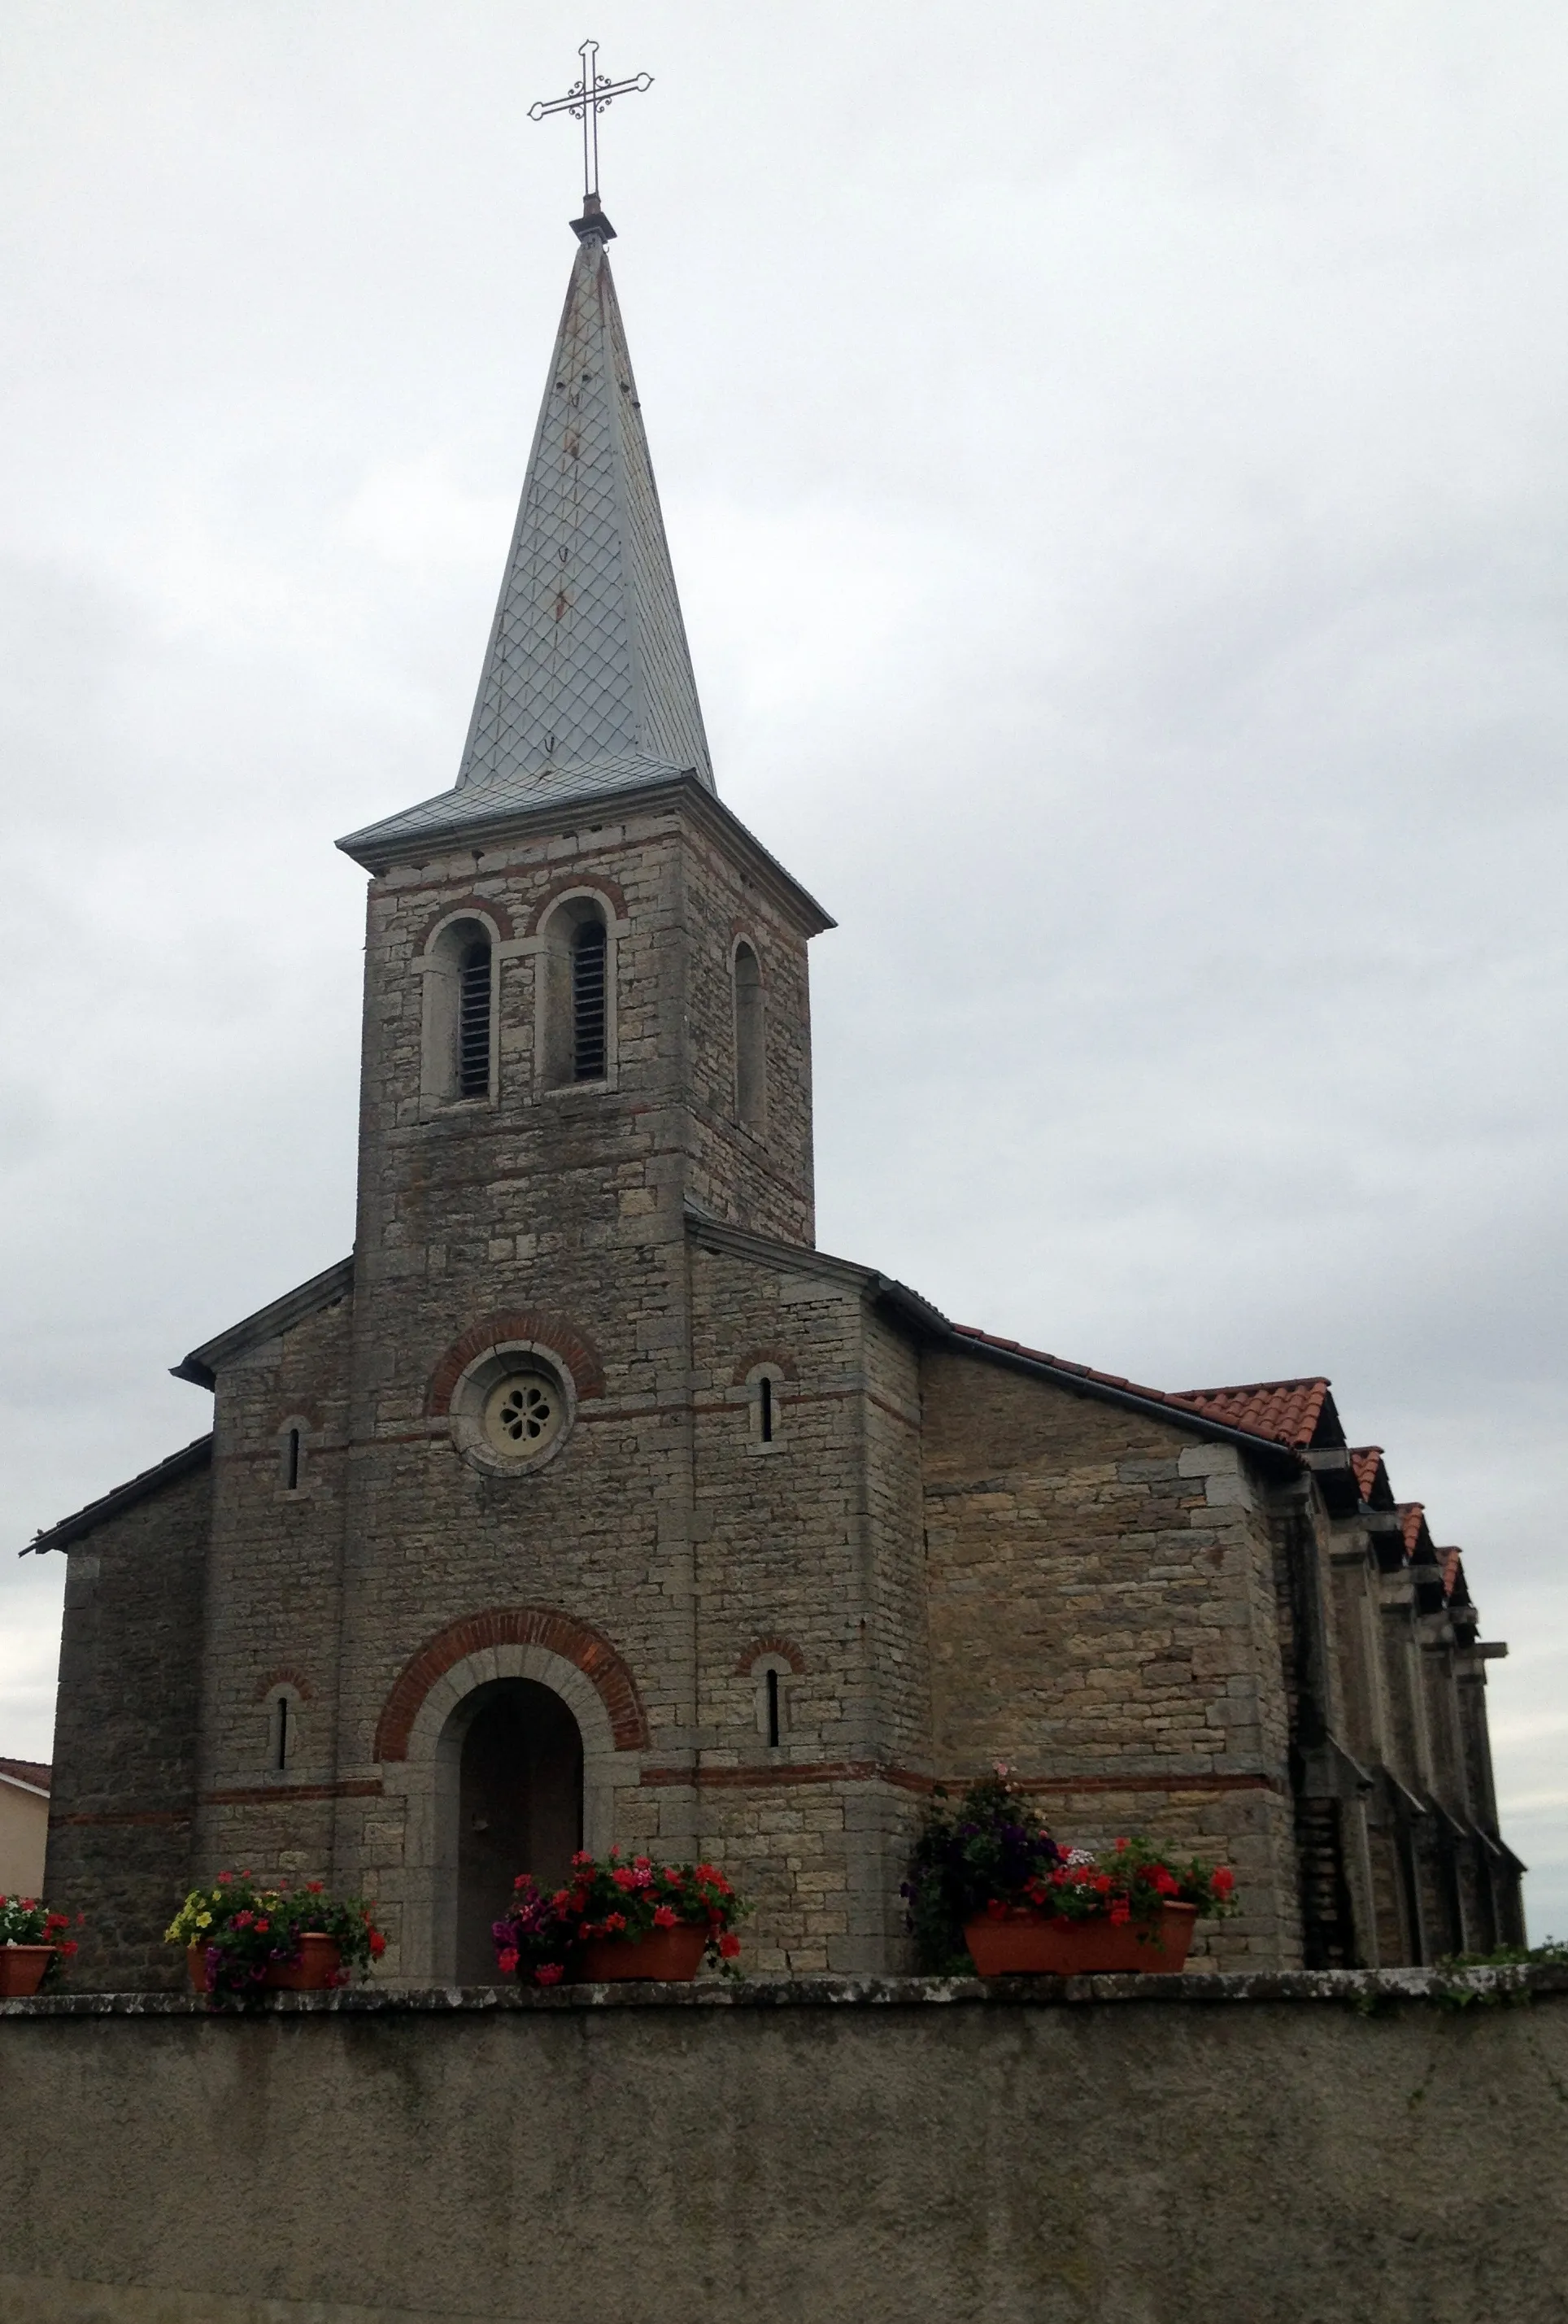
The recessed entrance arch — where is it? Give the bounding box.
[446,1678,584,1982]
[377,1624,634,1984]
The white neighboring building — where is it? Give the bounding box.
[0,1759,50,1896]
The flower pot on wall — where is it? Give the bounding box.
[185,1943,214,1994]
[264,1934,342,1990]
[574,1925,709,1982]
[0,1946,54,1998]
[964,1902,1198,1977]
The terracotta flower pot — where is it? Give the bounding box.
[574,1924,709,1982]
[964,1901,1198,1977]
[0,1946,55,1998]
[264,1933,342,1990]
[185,1942,214,1994]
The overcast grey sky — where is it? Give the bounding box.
[3,1,1565,1936]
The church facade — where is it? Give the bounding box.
[28,198,1524,1986]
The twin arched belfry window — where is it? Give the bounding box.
[420,905,764,1113]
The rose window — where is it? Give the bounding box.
[481,1369,564,1460]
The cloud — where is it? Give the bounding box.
[1,0,1564,1937]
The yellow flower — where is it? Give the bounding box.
[196,1913,211,1929]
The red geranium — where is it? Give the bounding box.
[491,1848,748,1983]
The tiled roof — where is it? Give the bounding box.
[0,1757,50,1792]
[1173,1378,1337,1450]
[1349,1446,1386,1502]
[341,221,712,866]
[951,1329,1306,1454]
[1396,1503,1434,1561]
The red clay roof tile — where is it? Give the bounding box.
[0,1757,50,1791]
[1173,1378,1334,1450]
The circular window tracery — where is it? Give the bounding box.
[448,1341,577,1477]
[483,1370,563,1457]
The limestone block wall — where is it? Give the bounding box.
[685,1240,930,1972]
[677,818,818,1244]
[44,1461,211,1987]
[194,1294,353,1885]
[920,1350,1302,1965]
[2,1975,1564,2324]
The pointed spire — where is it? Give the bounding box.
[457,218,712,798]
[340,218,712,866]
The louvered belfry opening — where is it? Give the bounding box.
[571,918,608,1080]
[458,940,492,1097]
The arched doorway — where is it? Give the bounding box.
[449,1678,583,1981]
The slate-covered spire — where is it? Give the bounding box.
[340,204,712,865]
[460,203,712,794]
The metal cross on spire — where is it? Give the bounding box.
[529,38,653,205]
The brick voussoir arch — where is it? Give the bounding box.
[425,1310,606,1415]
[375,1607,648,1761]
[412,892,516,947]
[524,871,629,935]
[737,1634,808,1677]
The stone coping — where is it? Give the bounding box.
[3,1964,1565,2017]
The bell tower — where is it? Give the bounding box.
[326,198,834,1973]
[338,199,831,1257]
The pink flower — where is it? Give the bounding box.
[718,1934,741,1958]
[496,1947,519,1974]
[535,1962,564,1986]
[653,1905,677,1929]
[611,1867,637,1891]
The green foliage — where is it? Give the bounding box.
[0,1893,81,1986]
[1435,1937,1567,1969]
[492,1850,748,1985]
[165,1873,386,1999]
[902,1767,1239,1973]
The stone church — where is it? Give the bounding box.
[28,196,1523,1987]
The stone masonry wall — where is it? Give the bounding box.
[194,1293,354,1888]
[2,1976,1565,2324]
[43,1461,211,1987]
[294,792,829,1973]
[920,1349,1303,1967]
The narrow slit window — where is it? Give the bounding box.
[765,1668,781,1749]
[458,940,492,1097]
[734,942,765,1127]
[759,1375,773,1442]
[276,1695,290,1771]
[572,919,608,1080]
[285,1428,301,1491]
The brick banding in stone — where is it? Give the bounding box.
[736,1635,808,1677]
[524,871,629,935]
[375,1607,648,1761]
[425,1312,606,1415]
[412,893,515,947]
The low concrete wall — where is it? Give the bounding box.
[2,1970,1565,2324]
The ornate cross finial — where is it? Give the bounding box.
[529,38,653,211]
